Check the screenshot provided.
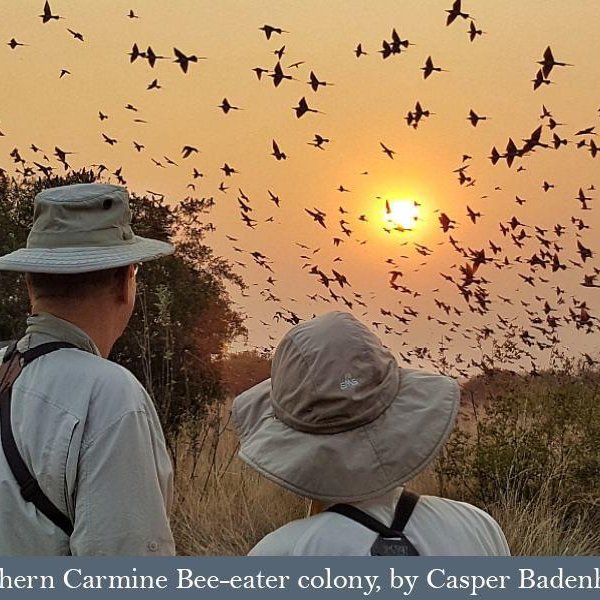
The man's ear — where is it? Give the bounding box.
[115,265,135,304]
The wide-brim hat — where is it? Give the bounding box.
[0,183,174,273]
[232,311,460,503]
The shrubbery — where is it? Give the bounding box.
[437,358,600,550]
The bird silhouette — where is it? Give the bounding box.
[293,97,321,118]
[260,25,288,40]
[219,98,240,113]
[271,140,287,160]
[147,78,161,90]
[8,38,27,49]
[537,46,573,78]
[467,109,487,127]
[421,56,447,79]
[269,61,294,87]
[308,71,333,92]
[446,0,469,26]
[354,43,367,57]
[66,28,84,42]
[221,163,239,176]
[181,145,198,159]
[468,20,484,41]
[308,134,330,150]
[40,1,62,23]
[380,142,396,159]
[173,47,205,73]
[252,67,269,80]
[532,69,552,90]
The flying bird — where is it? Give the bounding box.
[173,47,205,73]
[221,163,239,177]
[270,61,294,87]
[181,145,198,159]
[421,56,446,79]
[293,97,321,118]
[219,98,240,113]
[537,46,573,78]
[354,43,367,58]
[467,109,487,127]
[145,46,167,67]
[308,134,330,150]
[102,133,118,146]
[252,67,269,80]
[308,71,333,92]
[380,142,396,159]
[446,0,469,26]
[40,1,62,23]
[271,140,287,160]
[259,25,288,40]
[468,20,484,41]
[7,38,27,49]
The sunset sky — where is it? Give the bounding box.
[2,1,600,375]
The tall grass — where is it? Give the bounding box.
[170,403,600,555]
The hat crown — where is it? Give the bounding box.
[271,311,400,433]
[28,184,135,249]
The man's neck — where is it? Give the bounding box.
[30,304,118,358]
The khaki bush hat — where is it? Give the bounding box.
[233,311,460,502]
[0,183,174,273]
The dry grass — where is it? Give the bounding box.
[483,468,600,556]
[170,404,600,556]
[171,403,306,555]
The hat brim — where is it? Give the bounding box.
[0,236,174,273]
[232,368,460,503]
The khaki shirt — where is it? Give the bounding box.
[249,487,510,556]
[0,312,175,555]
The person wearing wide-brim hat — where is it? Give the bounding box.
[0,183,175,555]
[233,311,510,555]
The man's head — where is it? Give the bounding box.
[25,264,138,340]
[0,183,174,356]
[233,311,460,503]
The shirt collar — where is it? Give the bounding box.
[22,312,101,357]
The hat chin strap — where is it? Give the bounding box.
[307,499,326,517]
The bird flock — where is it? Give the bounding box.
[2,1,600,378]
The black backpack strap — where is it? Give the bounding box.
[0,341,79,536]
[326,489,421,555]
[326,503,401,537]
[391,489,420,532]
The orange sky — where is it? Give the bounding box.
[2,1,600,375]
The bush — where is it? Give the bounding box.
[437,360,600,534]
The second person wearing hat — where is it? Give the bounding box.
[233,311,510,556]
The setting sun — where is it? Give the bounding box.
[384,199,419,231]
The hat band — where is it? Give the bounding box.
[27,226,136,249]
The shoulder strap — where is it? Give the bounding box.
[0,341,79,536]
[391,489,420,532]
[326,488,420,538]
[326,503,401,537]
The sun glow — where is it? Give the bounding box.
[384,199,419,231]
